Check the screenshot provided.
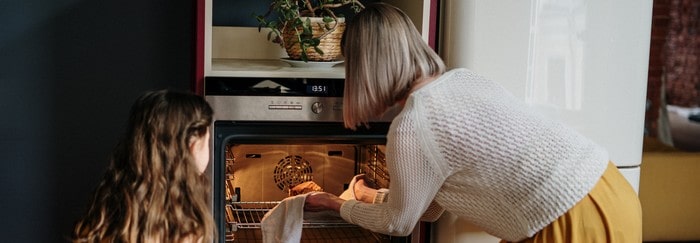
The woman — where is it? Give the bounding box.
[304,3,642,242]
[71,90,215,243]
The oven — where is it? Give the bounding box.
[205,76,424,242]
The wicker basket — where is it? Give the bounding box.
[282,17,345,62]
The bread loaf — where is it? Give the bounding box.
[290,181,323,196]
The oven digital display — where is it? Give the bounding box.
[306,85,329,94]
[205,77,343,97]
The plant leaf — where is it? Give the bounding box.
[314,46,324,55]
[301,52,308,62]
[310,38,320,46]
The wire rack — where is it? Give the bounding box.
[359,145,390,188]
[225,201,390,242]
[225,201,354,230]
[225,144,237,202]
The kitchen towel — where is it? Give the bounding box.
[261,193,308,243]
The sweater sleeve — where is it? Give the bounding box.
[340,104,447,236]
[371,190,444,222]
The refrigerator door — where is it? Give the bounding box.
[441,0,651,187]
[435,1,651,242]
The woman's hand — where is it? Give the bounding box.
[304,192,344,212]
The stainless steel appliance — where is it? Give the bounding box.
[205,76,413,242]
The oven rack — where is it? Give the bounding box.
[225,201,355,231]
[360,146,390,188]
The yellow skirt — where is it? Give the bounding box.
[503,162,642,243]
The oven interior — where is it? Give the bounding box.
[222,143,392,242]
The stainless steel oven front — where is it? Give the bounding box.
[204,76,419,243]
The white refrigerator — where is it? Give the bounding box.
[434,0,652,242]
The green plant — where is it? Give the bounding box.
[255,0,364,62]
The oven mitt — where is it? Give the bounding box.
[339,174,389,203]
[339,174,360,200]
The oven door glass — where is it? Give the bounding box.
[212,121,408,243]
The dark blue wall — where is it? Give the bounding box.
[0,0,194,242]
[212,0,377,27]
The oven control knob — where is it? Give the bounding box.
[311,102,323,114]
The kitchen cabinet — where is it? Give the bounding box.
[195,0,437,94]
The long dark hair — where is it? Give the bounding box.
[72,90,215,242]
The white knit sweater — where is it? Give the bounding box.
[339,68,609,241]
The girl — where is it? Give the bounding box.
[71,90,215,243]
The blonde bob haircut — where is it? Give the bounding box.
[342,3,445,129]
